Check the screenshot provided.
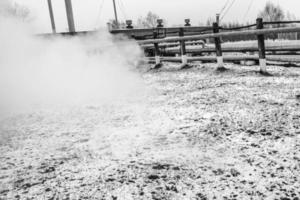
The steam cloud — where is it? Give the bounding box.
[0,2,144,118]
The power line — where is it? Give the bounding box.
[220,0,236,22]
[118,0,127,20]
[221,0,235,21]
[219,0,231,15]
[94,0,105,28]
[243,0,254,21]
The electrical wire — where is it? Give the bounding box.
[221,0,235,21]
[219,0,231,15]
[94,0,105,28]
[220,0,236,22]
[243,0,254,21]
[118,0,128,20]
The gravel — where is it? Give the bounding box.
[0,62,300,200]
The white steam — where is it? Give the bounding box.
[0,3,144,117]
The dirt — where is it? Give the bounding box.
[0,63,300,200]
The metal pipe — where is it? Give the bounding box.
[138,26,300,45]
[47,0,56,33]
[65,0,76,33]
[112,0,119,28]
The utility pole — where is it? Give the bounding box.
[65,0,76,33]
[112,0,119,28]
[47,0,56,33]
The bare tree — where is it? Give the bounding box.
[280,12,298,40]
[11,3,30,21]
[0,2,31,21]
[258,1,285,22]
[258,1,285,39]
[137,12,164,28]
[205,17,215,26]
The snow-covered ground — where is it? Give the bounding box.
[0,63,300,200]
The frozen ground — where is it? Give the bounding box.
[0,63,300,200]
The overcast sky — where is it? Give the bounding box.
[13,0,300,33]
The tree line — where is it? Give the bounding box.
[115,1,298,41]
[215,1,299,41]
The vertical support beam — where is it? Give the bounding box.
[112,0,119,28]
[179,28,188,68]
[153,31,162,69]
[184,19,191,27]
[157,19,164,28]
[213,22,224,70]
[156,19,164,40]
[65,0,76,33]
[47,0,56,33]
[256,18,267,74]
[125,20,133,29]
[107,22,113,32]
[216,14,220,24]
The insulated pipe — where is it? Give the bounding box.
[65,0,76,33]
[47,0,56,33]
